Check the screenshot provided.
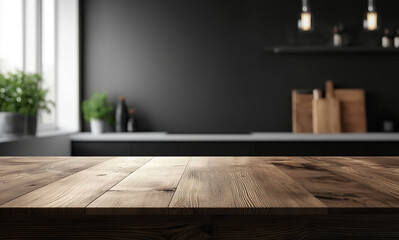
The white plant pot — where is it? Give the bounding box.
[90,119,105,135]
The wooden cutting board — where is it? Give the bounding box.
[292,89,313,133]
[292,82,367,133]
[334,89,367,133]
[312,81,341,133]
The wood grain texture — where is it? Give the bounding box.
[87,157,191,214]
[1,215,398,240]
[267,157,399,208]
[0,157,111,205]
[0,156,398,239]
[0,157,71,175]
[1,157,151,214]
[335,156,399,175]
[307,157,399,200]
[0,156,398,216]
[169,157,326,214]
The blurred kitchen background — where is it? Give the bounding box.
[1,0,399,156]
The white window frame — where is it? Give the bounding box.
[38,0,58,131]
[55,0,80,132]
[1,0,79,133]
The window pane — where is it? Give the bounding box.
[25,0,37,73]
[41,0,56,125]
[0,0,23,72]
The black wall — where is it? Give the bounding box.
[82,0,399,133]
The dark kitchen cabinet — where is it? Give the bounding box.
[71,141,399,156]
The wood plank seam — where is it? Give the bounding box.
[169,157,327,214]
[0,157,102,206]
[83,157,155,211]
[167,157,192,208]
[1,157,398,217]
[260,157,327,209]
[0,157,153,212]
[85,157,191,215]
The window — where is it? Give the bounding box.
[0,0,79,132]
[0,0,56,128]
[0,0,23,72]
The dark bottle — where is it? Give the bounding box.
[115,96,128,132]
[127,108,137,132]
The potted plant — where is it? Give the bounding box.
[82,92,114,134]
[0,71,54,136]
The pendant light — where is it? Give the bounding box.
[363,0,380,31]
[298,0,313,32]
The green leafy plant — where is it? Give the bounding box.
[0,71,54,116]
[82,92,114,124]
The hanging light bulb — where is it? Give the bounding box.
[363,0,380,31]
[298,0,313,32]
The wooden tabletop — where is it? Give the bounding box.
[1,156,398,215]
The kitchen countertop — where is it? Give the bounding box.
[1,156,398,214]
[70,132,399,142]
[1,156,398,238]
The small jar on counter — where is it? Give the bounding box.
[333,25,343,47]
[394,29,399,48]
[127,108,137,132]
[382,28,392,48]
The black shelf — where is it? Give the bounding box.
[264,46,399,54]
